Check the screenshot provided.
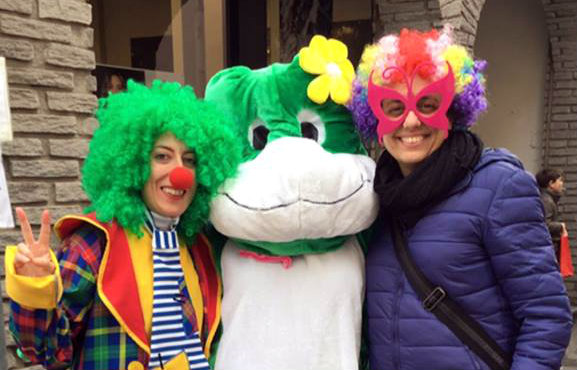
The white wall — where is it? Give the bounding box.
[473,0,548,174]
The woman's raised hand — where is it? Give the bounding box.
[14,207,55,277]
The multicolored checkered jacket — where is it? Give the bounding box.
[6,214,221,370]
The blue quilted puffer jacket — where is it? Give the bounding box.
[366,148,572,370]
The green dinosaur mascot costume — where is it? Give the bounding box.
[205,36,378,370]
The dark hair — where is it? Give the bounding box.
[536,168,563,189]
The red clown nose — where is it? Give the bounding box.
[169,167,195,190]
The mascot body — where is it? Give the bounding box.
[205,36,378,370]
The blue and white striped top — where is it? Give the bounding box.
[146,218,210,370]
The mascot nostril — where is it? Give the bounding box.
[169,167,195,190]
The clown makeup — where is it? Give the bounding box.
[379,74,452,177]
[142,132,197,218]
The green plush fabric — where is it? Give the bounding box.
[231,236,349,257]
[205,56,367,255]
[205,56,365,156]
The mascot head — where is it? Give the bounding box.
[205,36,378,255]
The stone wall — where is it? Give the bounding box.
[541,0,577,303]
[0,0,97,368]
[373,0,443,39]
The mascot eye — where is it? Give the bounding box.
[300,122,319,141]
[297,109,326,144]
[251,125,270,150]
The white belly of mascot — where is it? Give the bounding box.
[216,238,364,370]
[211,137,378,370]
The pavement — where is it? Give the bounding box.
[562,307,577,370]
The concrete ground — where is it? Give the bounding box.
[562,308,577,370]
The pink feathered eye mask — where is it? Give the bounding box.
[367,62,455,142]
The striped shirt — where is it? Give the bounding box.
[147,220,210,370]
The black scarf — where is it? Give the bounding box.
[374,129,484,228]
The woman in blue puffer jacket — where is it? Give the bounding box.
[348,25,572,370]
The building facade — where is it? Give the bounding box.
[1,0,576,368]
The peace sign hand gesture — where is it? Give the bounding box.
[14,207,56,277]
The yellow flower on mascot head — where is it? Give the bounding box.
[299,35,355,105]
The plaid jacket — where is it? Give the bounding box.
[7,214,221,370]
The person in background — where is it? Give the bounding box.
[102,72,126,97]
[5,80,241,370]
[536,168,567,262]
[348,25,572,370]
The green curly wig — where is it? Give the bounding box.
[82,79,241,241]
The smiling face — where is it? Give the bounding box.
[142,132,196,218]
[380,75,451,176]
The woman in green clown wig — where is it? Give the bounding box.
[5,80,241,370]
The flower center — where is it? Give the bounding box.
[326,62,342,77]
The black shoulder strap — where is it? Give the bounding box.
[391,219,512,370]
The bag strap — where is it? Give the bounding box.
[391,219,512,370]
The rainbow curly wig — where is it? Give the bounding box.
[82,80,241,241]
[348,25,488,140]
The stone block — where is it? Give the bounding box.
[555,97,577,105]
[80,116,99,136]
[0,229,20,247]
[0,37,34,61]
[15,205,83,226]
[440,0,462,18]
[381,2,426,14]
[47,92,97,114]
[9,88,39,110]
[553,89,572,97]
[12,114,78,134]
[55,182,88,202]
[1,138,44,157]
[87,75,97,93]
[10,159,80,178]
[7,182,50,203]
[549,3,577,16]
[49,138,89,158]
[548,139,568,148]
[39,0,92,25]
[0,0,33,14]
[8,68,74,89]
[556,81,577,91]
[550,147,576,156]
[395,11,428,22]
[548,156,567,165]
[72,27,94,48]
[552,129,577,139]
[552,113,577,121]
[45,43,95,70]
[0,14,72,43]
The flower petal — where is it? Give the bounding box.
[309,35,329,59]
[299,47,326,75]
[307,74,331,104]
[329,76,351,105]
[337,59,355,82]
[327,39,348,62]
